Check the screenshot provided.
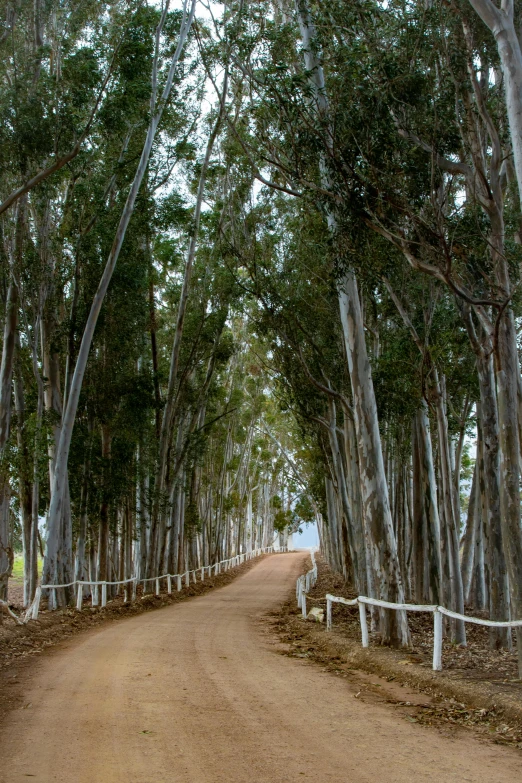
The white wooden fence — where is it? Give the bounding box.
[295,549,318,619]
[325,593,522,671]
[20,546,286,623]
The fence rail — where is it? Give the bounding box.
[20,546,286,623]
[325,593,522,671]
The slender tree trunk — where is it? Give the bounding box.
[461,460,478,604]
[339,271,409,645]
[412,402,443,604]
[495,316,522,669]
[0,278,18,600]
[434,371,466,644]
[75,424,92,590]
[97,424,112,584]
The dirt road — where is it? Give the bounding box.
[1,553,521,782]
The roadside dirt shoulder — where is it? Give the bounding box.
[270,556,522,750]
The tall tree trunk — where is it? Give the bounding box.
[339,271,409,645]
[41,310,73,605]
[462,305,510,645]
[412,402,443,605]
[0,279,18,600]
[434,371,466,644]
[495,318,522,667]
[461,461,478,604]
[97,424,112,584]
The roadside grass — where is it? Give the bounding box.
[11,555,43,582]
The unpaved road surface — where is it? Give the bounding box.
[1,554,521,783]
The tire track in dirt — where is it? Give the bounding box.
[1,553,521,783]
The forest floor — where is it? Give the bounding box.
[272,554,522,751]
[1,552,522,783]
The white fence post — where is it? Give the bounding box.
[76,582,83,610]
[132,579,137,601]
[433,609,443,671]
[167,575,172,594]
[101,582,107,608]
[301,591,307,618]
[177,575,182,591]
[358,601,369,648]
[155,578,160,596]
[326,596,332,631]
[201,567,205,581]
[185,571,190,586]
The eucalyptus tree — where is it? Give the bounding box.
[467,0,522,205]
[207,0,522,656]
[44,0,197,595]
[0,0,133,599]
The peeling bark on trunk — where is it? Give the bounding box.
[339,271,409,646]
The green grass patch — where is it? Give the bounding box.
[11,554,43,582]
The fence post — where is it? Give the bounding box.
[167,575,172,594]
[92,583,98,607]
[185,571,190,586]
[201,567,205,581]
[177,575,182,591]
[297,577,302,609]
[301,591,307,618]
[358,601,369,647]
[101,582,107,608]
[326,597,332,631]
[76,582,83,611]
[433,609,443,671]
[132,579,137,601]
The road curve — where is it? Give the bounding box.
[1,553,521,783]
